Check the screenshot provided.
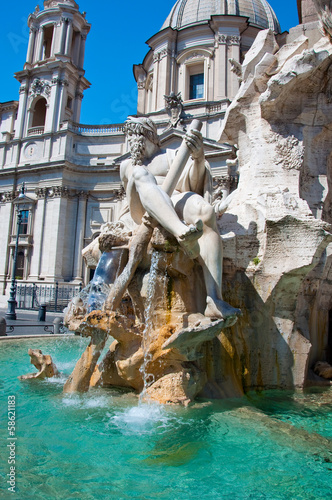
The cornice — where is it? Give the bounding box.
[0,101,19,113]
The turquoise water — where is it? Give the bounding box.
[0,336,331,499]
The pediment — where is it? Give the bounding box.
[159,128,233,158]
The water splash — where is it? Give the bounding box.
[87,280,111,312]
[139,251,166,402]
[108,402,170,435]
[88,248,126,311]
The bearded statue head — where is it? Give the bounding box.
[124,117,160,165]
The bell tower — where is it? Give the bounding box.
[14,0,91,139]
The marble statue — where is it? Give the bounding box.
[116,116,240,322]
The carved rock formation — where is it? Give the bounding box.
[217,26,332,391]
[64,228,241,403]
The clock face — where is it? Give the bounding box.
[24,142,38,159]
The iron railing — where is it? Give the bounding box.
[16,282,82,312]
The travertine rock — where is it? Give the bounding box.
[145,367,206,406]
[217,26,332,391]
[314,361,332,378]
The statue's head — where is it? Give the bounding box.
[124,117,160,165]
[28,348,52,370]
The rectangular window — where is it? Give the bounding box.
[67,96,73,109]
[19,210,29,235]
[189,73,204,100]
[16,250,25,280]
[43,25,54,59]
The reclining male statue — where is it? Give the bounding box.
[88,116,240,323]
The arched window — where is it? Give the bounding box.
[31,98,47,129]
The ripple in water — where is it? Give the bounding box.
[61,394,111,409]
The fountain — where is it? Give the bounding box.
[14,2,332,406]
[58,11,332,401]
[63,116,242,404]
[3,4,332,495]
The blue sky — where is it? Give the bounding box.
[1,1,299,124]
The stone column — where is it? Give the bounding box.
[41,188,69,281]
[137,80,146,114]
[50,22,57,57]
[0,199,14,292]
[59,18,67,54]
[46,76,61,133]
[78,34,87,69]
[169,50,177,96]
[54,79,67,131]
[227,35,241,99]
[15,84,29,139]
[73,192,88,281]
[215,33,227,100]
[156,49,171,109]
[65,20,73,56]
[26,27,37,64]
[29,188,47,281]
[73,32,81,66]
[0,145,5,168]
[135,65,147,114]
[73,91,84,123]
[38,27,45,61]
[205,56,212,102]
[152,51,159,112]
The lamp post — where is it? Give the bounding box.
[6,186,25,320]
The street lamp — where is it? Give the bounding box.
[6,185,25,320]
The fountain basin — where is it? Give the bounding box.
[0,336,331,499]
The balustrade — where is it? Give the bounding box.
[68,121,125,135]
[27,126,45,136]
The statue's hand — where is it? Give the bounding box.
[185,129,204,160]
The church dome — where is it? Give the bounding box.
[162,0,281,33]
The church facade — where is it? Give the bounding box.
[0,0,298,295]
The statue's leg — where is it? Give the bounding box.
[132,166,202,255]
[173,193,241,321]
